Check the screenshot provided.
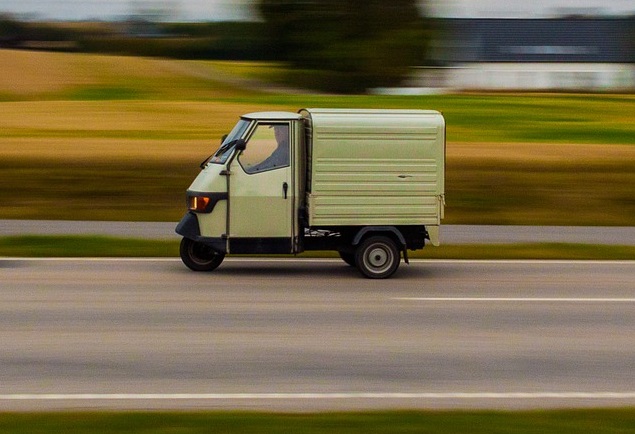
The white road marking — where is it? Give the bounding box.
[394,297,635,303]
[1,392,635,401]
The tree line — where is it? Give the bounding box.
[1,1,430,93]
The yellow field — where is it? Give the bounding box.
[3,98,628,163]
[0,50,91,95]
[0,49,263,100]
[0,101,277,161]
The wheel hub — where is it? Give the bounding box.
[367,246,390,269]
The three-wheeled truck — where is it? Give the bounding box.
[176,108,445,278]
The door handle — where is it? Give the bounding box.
[283,182,289,199]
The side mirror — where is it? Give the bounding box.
[234,139,247,151]
[220,134,228,144]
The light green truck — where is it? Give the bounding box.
[176,108,445,278]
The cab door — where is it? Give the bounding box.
[227,121,294,254]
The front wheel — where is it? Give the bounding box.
[354,236,400,279]
[180,237,225,272]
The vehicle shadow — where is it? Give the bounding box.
[169,259,440,280]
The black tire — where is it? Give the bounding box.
[180,237,225,272]
[338,251,356,267]
[354,236,400,279]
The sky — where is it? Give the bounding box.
[0,0,633,21]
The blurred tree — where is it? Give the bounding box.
[0,14,26,47]
[258,0,429,93]
[0,14,78,48]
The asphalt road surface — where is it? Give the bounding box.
[3,220,635,245]
[1,258,634,411]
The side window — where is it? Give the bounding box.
[239,123,289,174]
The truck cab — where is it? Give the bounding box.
[176,108,445,278]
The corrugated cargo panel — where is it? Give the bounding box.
[302,109,445,227]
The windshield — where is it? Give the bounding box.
[208,119,251,164]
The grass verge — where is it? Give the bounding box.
[1,236,634,260]
[0,409,634,433]
[0,236,178,258]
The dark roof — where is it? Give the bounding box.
[437,18,635,63]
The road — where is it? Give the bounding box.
[1,258,634,411]
[2,220,635,245]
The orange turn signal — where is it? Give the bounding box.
[188,196,211,212]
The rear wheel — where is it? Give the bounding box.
[355,236,400,279]
[180,237,225,272]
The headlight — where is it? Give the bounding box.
[188,195,211,212]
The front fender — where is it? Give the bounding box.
[175,212,201,240]
[175,212,227,254]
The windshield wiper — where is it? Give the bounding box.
[199,139,239,169]
[199,155,212,169]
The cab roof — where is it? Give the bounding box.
[241,111,303,121]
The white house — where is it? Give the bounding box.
[409,18,635,91]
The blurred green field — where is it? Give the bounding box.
[0,409,633,434]
[1,49,634,225]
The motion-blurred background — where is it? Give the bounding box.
[1,0,634,226]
